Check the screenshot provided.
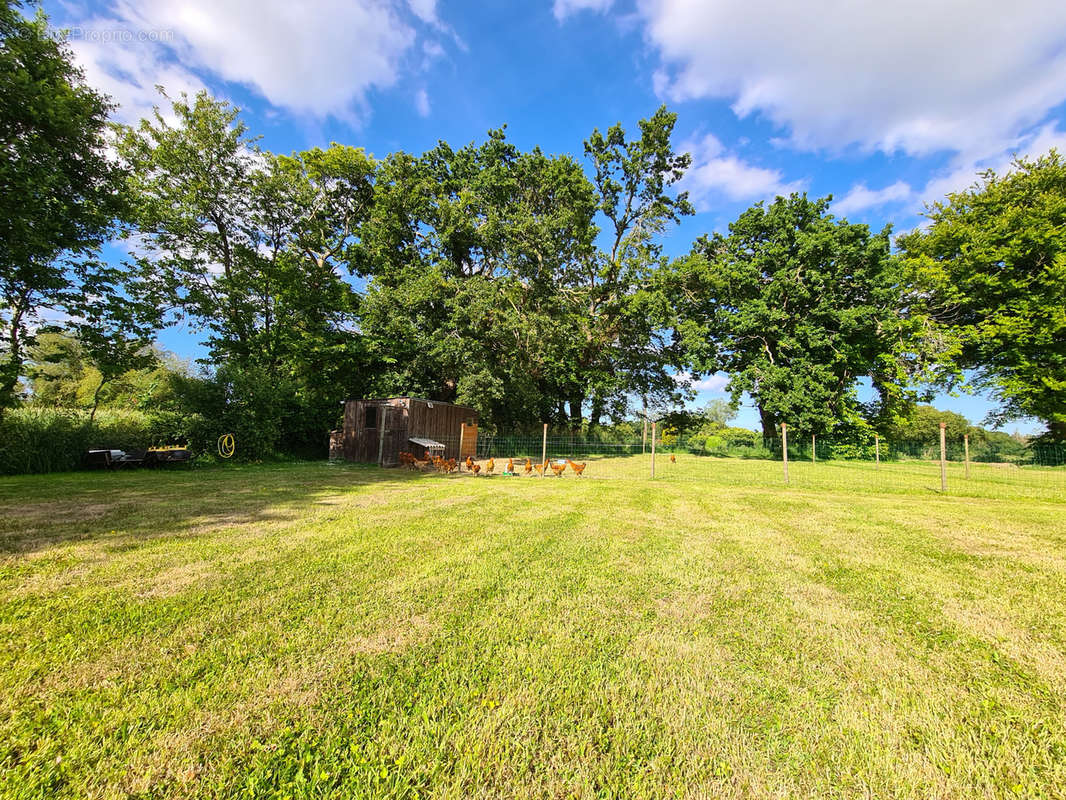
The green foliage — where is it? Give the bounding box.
[899,151,1066,441]
[0,406,199,474]
[26,331,186,412]
[359,128,599,426]
[885,404,1030,461]
[358,107,693,430]
[0,0,124,410]
[673,194,915,437]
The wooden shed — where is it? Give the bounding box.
[339,397,478,466]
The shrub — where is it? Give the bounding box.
[0,407,210,475]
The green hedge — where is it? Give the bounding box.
[0,407,210,475]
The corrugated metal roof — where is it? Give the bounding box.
[409,437,446,449]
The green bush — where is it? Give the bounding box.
[0,407,207,475]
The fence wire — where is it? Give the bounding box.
[395,432,1065,503]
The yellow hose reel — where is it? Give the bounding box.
[217,433,236,459]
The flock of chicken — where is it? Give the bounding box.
[397,451,588,477]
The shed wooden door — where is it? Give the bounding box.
[379,405,406,466]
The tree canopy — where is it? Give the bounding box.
[0,0,125,412]
[899,152,1066,441]
[670,194,913,437]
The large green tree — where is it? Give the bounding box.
[359,107,693,430]
[358,129,600,427]
[673,194,914,437]
[115,91,267,366]
[898,152,1066,441]
[567,105,694,428]
[117,91,378,450]
[0,0,124,412]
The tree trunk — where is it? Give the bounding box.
[758,405,778,439]
[0,299,28,416]
[89,376,107,422]
[568,394,584,432]
[588,395,605,430]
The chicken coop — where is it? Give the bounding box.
[336,397,478,467]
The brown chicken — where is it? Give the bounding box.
[524,458,532,475]
[669,454,676,464]
[465,456,474,472]
[485,457,495,476]
[471,462,481,476]
[534,460,547,476]
[566,459,586,477]
[506,458,514,474]
[550,460,566,477]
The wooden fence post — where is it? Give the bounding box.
[458,423,465,469]
[541,423,548,477]
[650,421,656,479]
[781,421,789,485]
[875,433,880,469]
[964,433,971,479]
[812,433,816,463]
[377,413,387,467]
[939,422,947,492]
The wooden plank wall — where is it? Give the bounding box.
[342,398,479,464]
[407,399,478,460]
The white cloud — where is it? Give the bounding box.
[833,180,912,216]
[553,0,615,21]
[918,121,1066,209]
[58,0,446,122]
[680,133,804,208]
[65,20,207,124]
[675,371,730,393]
[406,0,438,25]
[636,0,1066,160]
[692,374,729,393]
[414,88,431,117]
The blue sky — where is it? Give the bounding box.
[42,0,1066,434]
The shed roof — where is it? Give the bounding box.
[409,437,446,450]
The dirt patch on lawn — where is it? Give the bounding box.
[137,560,216,598]
[347,613,436,654]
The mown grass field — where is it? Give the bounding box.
[1,461,1064,798]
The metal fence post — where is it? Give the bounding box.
[651,421,656,479]
[964,433,970,479]
[939,422,947,492]
[781,421,789,485]
[541,423,547,476]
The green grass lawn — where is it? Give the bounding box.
[1,462,1064,799]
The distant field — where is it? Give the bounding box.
[1,462,1064,798]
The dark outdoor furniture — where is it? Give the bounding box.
[85,447,191,470]
[146,447,191,466]
[116,449,147,468]
[85,450,116,469]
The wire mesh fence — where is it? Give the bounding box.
[394,429,1065,503]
